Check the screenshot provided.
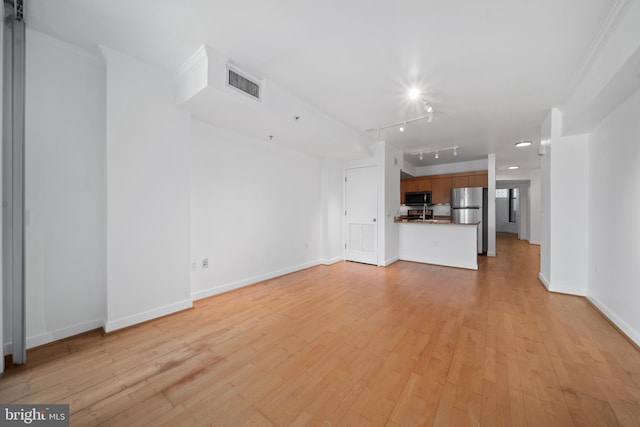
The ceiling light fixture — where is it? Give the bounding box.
[365,112,436,135]
[515,140,532,148]
[508,165,519,170]
[409,146,459,160]
[408,88,421,100]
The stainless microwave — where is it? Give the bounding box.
[405,191,432,206]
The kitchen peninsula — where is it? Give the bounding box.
[395,219,479,270]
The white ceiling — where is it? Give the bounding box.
[26,0,616,172]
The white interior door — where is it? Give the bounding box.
[345,166,378,265]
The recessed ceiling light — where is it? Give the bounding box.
[408,88,420,100]
[508,165,519,170]
[399,126,404,132]
[515,140,532,148]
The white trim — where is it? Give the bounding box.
[26,28,104,65]
[487,251,496,257]
[103,299,193,333]
[549,283,586,297]
[383,256,399,267]
[321,256,344,266]
[174,44,208,77]
[191,260,320,301]
[538,272,550,290]
[567,0,634,95]
[588,296,640,347]
[400,254,477,271]
[3,319,104,355]
[99,45,169,80]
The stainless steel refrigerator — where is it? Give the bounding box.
[451,187,488,254]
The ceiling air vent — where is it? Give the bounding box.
[227,66,261,101]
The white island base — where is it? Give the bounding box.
[398,222,478,270]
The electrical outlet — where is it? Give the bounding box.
[202,258,209,269]
[191,262,197,271]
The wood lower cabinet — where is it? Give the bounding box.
[431,177,452,204]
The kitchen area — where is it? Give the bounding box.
[395,170,489,270]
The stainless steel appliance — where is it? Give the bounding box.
[405,191,432,206]
[451,187,487,254]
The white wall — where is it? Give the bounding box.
[587,87,640,345]
[539,108,589,295]
[487,154,496,256]
[539,112,552,288]
[190,120,329,299]
[549,132,589,295]
[102,46,192,332]
[415,158,488,176]
[12,30,106,351]
[320,158,344,265]
[529,169,541,244]
[384,143,402,265]
[495,197,516,233]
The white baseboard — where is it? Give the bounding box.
[529,240,541,245]
[399,255,477,271]
[588,296,640,347]
[383,256,399,267]
[191,260,321,301]
[4,318,104,355]
[538,272,550,290]
[321,256,344,266]
[103,299,193,333]
[487,251,496,257]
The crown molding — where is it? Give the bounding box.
[567,0,634,96]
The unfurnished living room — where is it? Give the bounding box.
[1,1,639,426]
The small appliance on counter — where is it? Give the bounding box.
[407,209,433,220]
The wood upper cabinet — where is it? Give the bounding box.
[417,178,432,191]
[403,177,432,193]
[431,177,452,204]
[400,170,488,205]
[450,175,469,189]
[468,173,488,188]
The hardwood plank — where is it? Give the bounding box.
[1,233,638,426]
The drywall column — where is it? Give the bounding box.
[102,46,192,332]
[487,154,496,256]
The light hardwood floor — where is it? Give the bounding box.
[1,233,639,426]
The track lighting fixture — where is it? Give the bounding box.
[409,146,459,161]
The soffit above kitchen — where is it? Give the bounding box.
[26,0,619,170]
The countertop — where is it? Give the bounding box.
[394,217,479,225]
